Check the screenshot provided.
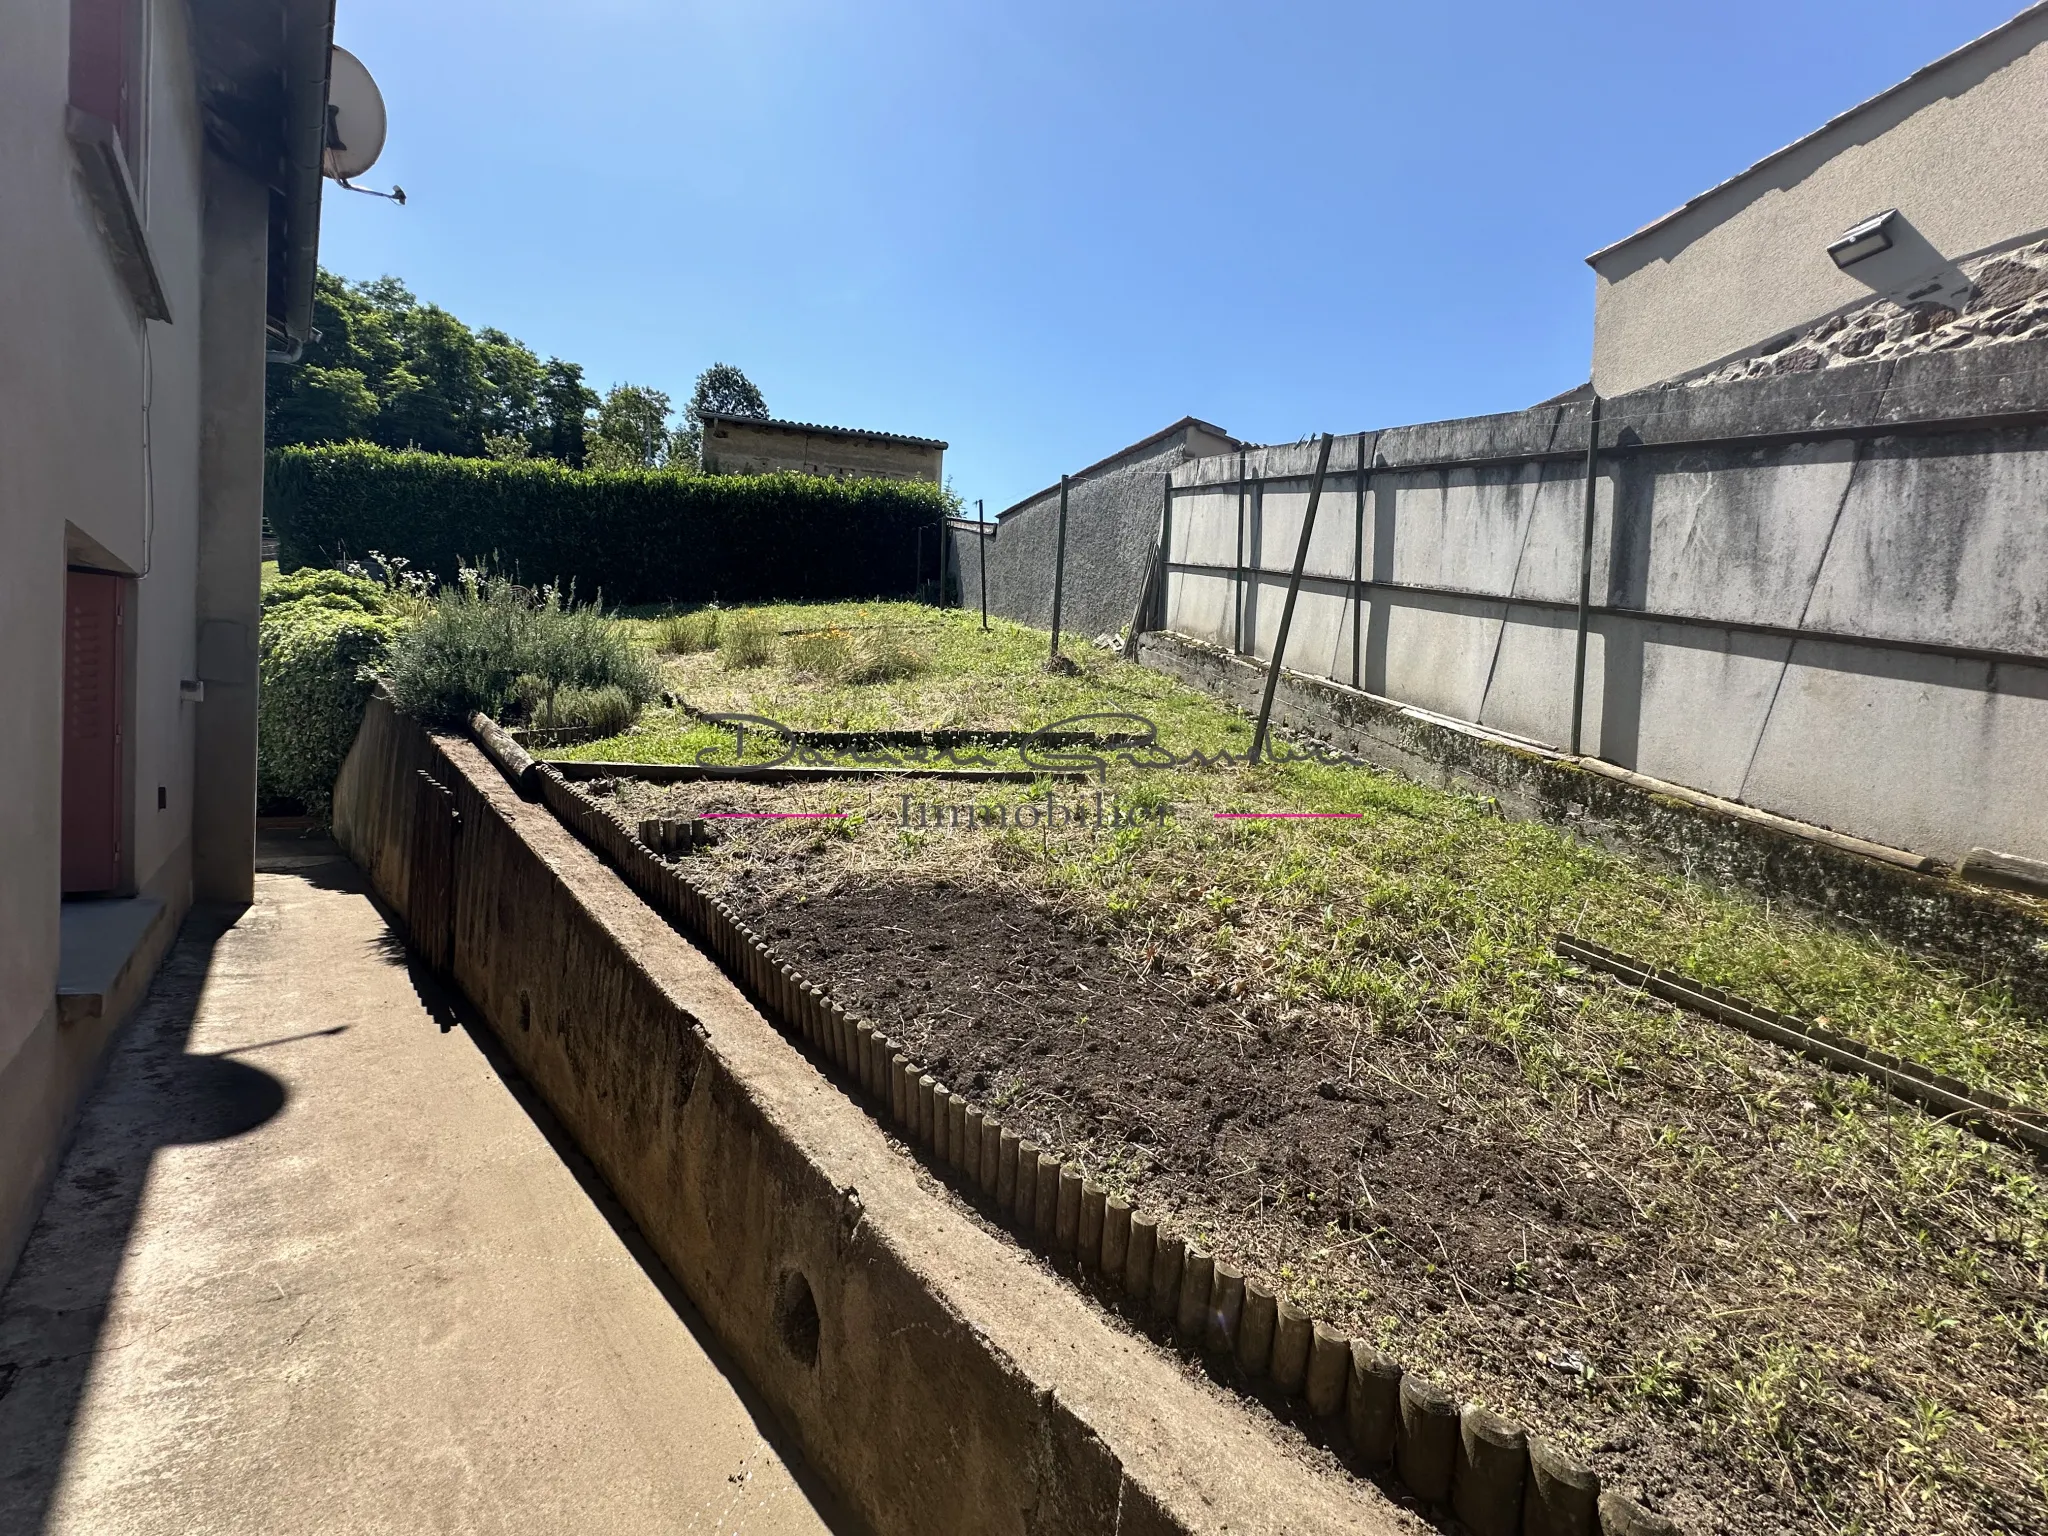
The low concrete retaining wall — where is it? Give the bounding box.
[332,698,1403,1536]
[1136,630,2048,995]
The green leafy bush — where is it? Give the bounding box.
[266,443,951,606]
[652,609,720,654]
[261,567,393,615]
[383,567,659,723]
[718,614,776,670]
[257,588,401,817]
[784,627,855,680]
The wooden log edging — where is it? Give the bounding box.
[547,759,1086,785]
[476,714,1690,1536]
[1555,934,2048,1155]
[662,693,1151,753]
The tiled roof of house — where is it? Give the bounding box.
[698,412,947,450]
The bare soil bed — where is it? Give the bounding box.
[589,776,2048,1536]
[560,606,2048,1535]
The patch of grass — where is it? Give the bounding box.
[849,631,931,683]
[786,627,855,680]
[532,683,640,737]
[719,613,776,670]
[652,609,720,655]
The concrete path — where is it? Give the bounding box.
[0,832,838,1536]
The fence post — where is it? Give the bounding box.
[977,498,988,631]
[1049,474,1070,662]
[1250,433,1335,764]
[1569,395,1603,756]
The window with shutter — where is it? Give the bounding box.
[69,0,143,159]
[63,570,127,895]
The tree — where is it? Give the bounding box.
[266,269,765,475]
[535,359,599,466]
[675,363,768,466]
[588,384,675,471]
[266,270,563,461]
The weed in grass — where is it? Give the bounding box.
[786,627,856,680]
[850,631,931,683]
[719,614,776,670]
[536,683,640,737]
[653,609,720,654]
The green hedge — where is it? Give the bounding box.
[257,572,403,817]
[266,443,951,606]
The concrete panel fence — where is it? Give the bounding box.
[1162,340,2048,867]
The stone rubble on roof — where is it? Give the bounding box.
[1685,238,2048,387]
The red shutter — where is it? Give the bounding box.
[63,570,126,895]
[69,0,140,156]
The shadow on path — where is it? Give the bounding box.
[389,913,857,1535]
[0,905,286,1533]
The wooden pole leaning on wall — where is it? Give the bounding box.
[1569,394,1603,757]
[1151,473,1174,635]
[1049,474,1070,662]
[1352,438,1368,692]
[1250,432,1335,765]
[977,498,988,631]
[1233,447,1247,655]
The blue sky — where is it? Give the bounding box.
[319,0,2024,512]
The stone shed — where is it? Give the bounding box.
[699,413,946,484]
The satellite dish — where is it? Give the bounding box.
[323,46,387,181]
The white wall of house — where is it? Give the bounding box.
[0,0,273,1276]
[1590,5,2048,395]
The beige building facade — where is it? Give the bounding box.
[1,0,336,1278]
[1589,3,2048,395]
[700,413,946,483]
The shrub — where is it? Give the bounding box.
[545,685,640,738]
[785,627,855,680]
[257,594,400,818]
[653,609,720,654]
[719,614,775,670]
[850,631,931,683]
[383,567,659,724]
[261,567,392,615]
[266,443,952,606]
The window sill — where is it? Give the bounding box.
[56,896,169,1028]
[66,106,171,323]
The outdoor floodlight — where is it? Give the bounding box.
[1828,210,1897,270]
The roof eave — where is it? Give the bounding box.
[1585,1,2048,271]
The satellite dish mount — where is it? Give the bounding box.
[323,45,404,205]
